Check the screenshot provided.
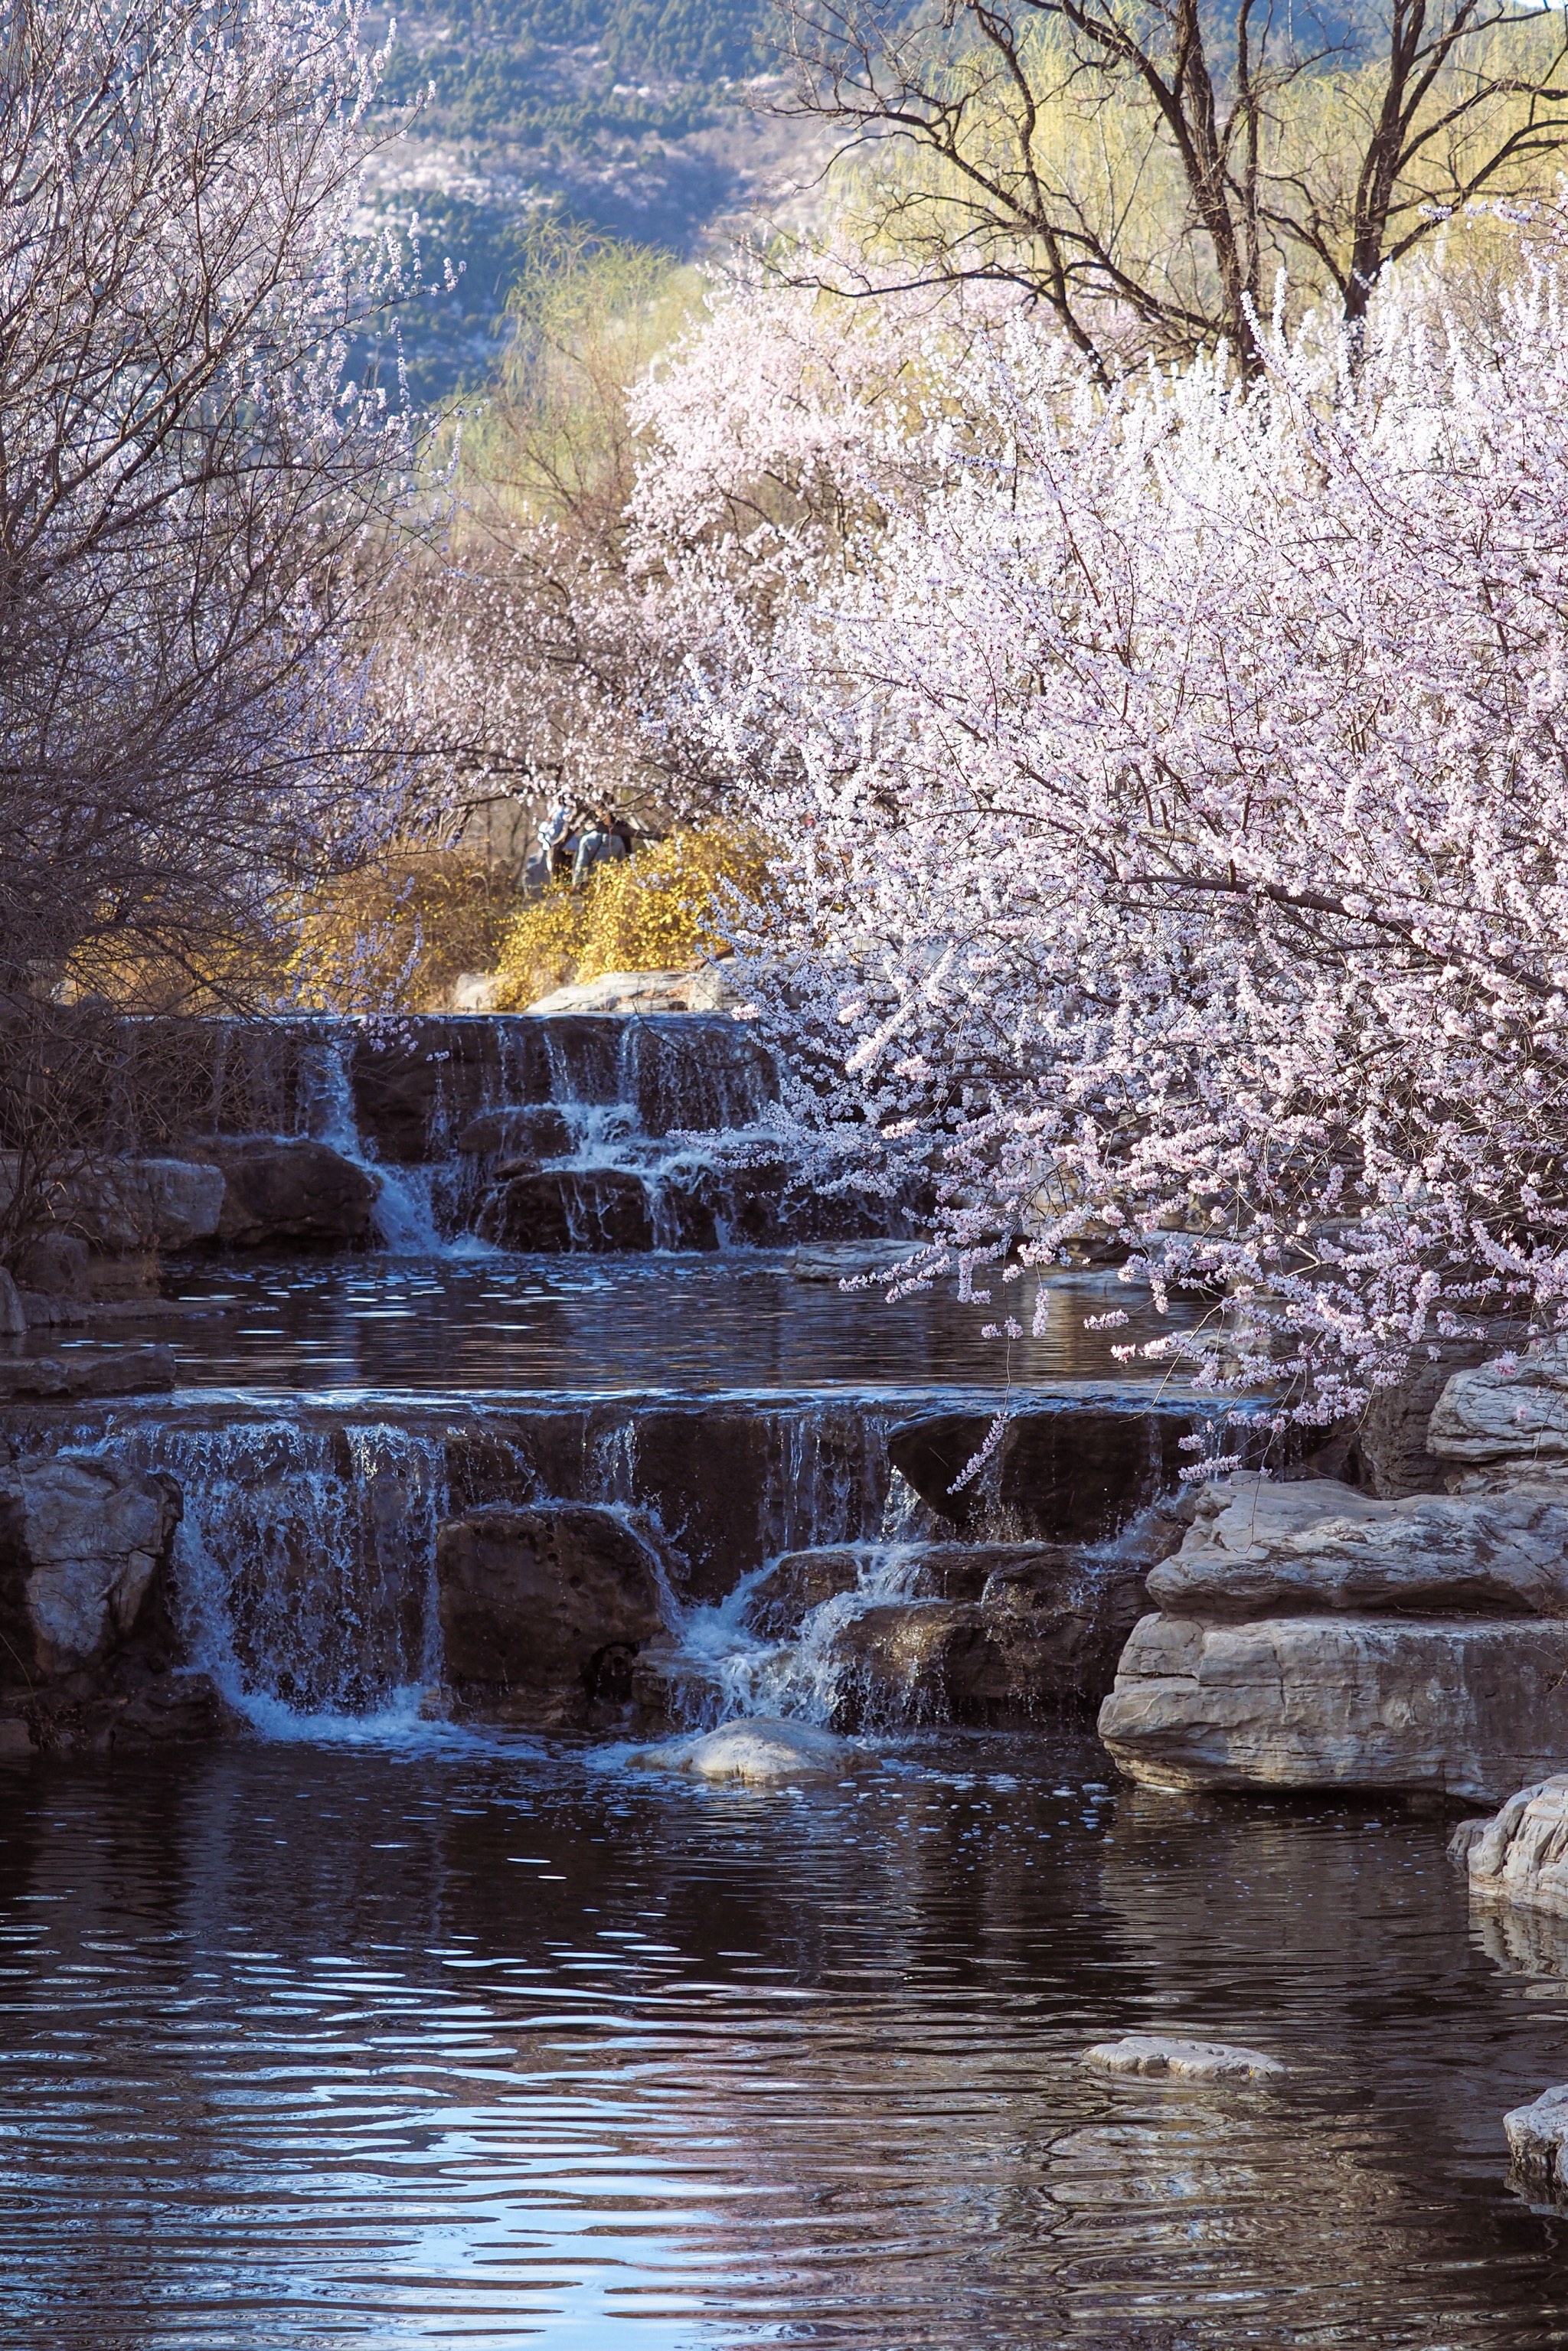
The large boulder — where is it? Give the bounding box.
[1429,1338,1568,1468]
[0,1452,181,1677]
[1098,1613,1568,1803]
[476,1168,655,1252]
[0,1154,226,1252]
[207,1138,376,1249]
[1146,1472,1568,1621]
[436,1503,668,1728]
[1460,1775,1568,1918]
[819,1543,1151,1729]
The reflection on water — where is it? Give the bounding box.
[103,1255,1204,1398]
[2,1733,1568,2349]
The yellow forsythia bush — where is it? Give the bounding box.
[286,850,524,1014]
[491,824,769,1010]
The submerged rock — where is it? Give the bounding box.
[1505,2085,1568,2202]
[0,1344,175,1402]
[207,1138,376,1249]
[1083,2034,1286,2082]
[1460,1775,1568,1917]
[1099,1612,1568,1802]
[436,1503,668,1729]
[631,1716,851,1783]
[0,1451,181,1677]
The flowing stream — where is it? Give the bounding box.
[5,1012,1567,2347]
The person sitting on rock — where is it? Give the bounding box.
[572,805,631,890]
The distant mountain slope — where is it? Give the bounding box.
[362,0,811,400]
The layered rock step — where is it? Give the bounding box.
[737,1535,1168,1729]
[1099,1424,1568,1801]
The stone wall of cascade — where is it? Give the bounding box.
[59,1388,1215,1740]
[155,1013,915,1256]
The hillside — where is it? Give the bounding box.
[360,0,826,399]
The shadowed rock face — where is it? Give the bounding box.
[476,1169,658,1252]
[818,1544,1155,1730]
[436,1503,668,1729]
[887,1404,1203,1543]
[209,1138,377,1249]
[0,1451,234,1755]
[0,1452,181,1677]
[1429,1337,1568,1467]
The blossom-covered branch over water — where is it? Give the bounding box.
[629,260,1568,1422]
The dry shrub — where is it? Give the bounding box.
[286,849,525,1014]
[492,826,769,1009]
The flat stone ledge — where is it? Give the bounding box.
[1082,2034,1287,2082]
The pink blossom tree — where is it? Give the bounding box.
[632,259,1568,1425]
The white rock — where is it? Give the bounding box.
[1429,1340,1568,1467]
[1098,1612,1568,1803]
[1082,2034,1286,2082]
[528,967,738,1016]
[1462,1774,1568,1917]
[1505,2085,1568,2200]
[631,1716,851,1784]
[1148,1471,1568,1620]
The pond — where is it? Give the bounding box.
[3,1731,1568,2350]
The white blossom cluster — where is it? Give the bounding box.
[629,259,1568,1424]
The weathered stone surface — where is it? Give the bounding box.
[1082,2035,1286,2082]
[208,1138,376,1249]
[8,1666,240,1755]
[0,1451,181,1677]
[13,1155,227,1252]
[743,1547,865,1640]
[631,1715,849,1783]
[1098,1613,1568,1802]
[476,1168,655,1252]
[12,1232,89,1299]
[740,1540,1070,1641]
[822,1545,1150,1729]
[887,1400,1208,1543]
[0,1344,176,1402]
[1505,2085,1568,2202]
[1146,1471,1568,1621]
[528,968,740,1017]
[1354,1340,1501,1496]
[436,1503,668,1728]
[0,1269,24,1338]
[1429,1338,1568,1467]
[1461,1775,1568,1918]
[456,1105,573,1161]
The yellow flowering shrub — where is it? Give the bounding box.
[491,824,768,1010]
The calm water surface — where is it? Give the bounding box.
[79,1255,1201,1398]
[5,1731,1568,2349]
